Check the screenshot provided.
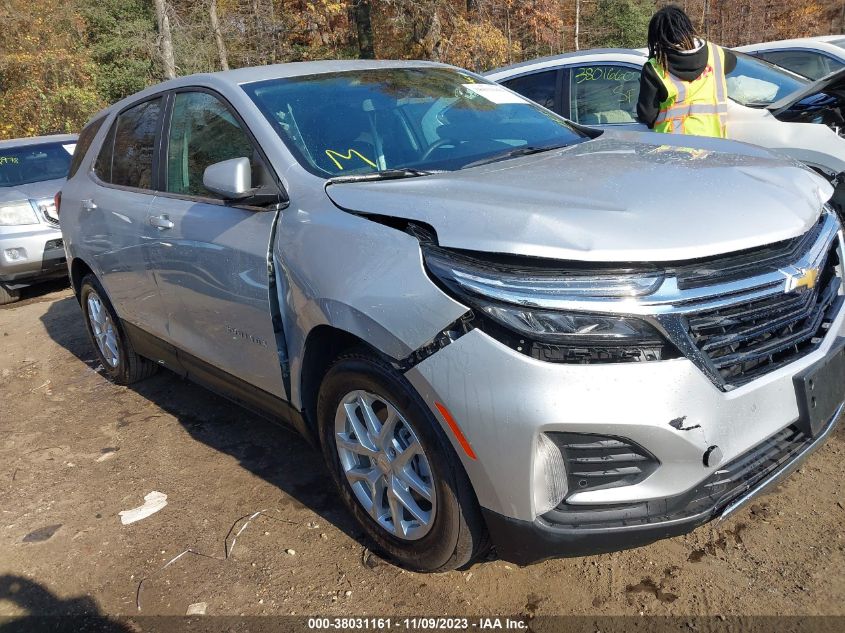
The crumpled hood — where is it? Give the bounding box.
[769,67,845,116]
[0,178,65,204]
[326,132,833,262]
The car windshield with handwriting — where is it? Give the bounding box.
[0,142,74,188]
[243,67,586,176]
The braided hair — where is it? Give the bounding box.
[647,5,699,70]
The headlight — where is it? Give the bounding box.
[424,247,677,363]
[32,197,59,223]
[0,201,39,226]
[481,305,660,343]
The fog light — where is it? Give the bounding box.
[549,433,660,497]
[532,433,567,515]
[4,247,25,261]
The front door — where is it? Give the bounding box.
[149,90,285,398]
[566,64,649,131]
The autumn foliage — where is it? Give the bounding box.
[0,0,843,140]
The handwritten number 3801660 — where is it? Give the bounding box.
[574,67,639,84]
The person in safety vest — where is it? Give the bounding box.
[637,5,737,138]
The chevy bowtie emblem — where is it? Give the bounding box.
[784,267,819,293]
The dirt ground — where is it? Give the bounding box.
[1,282,845,620]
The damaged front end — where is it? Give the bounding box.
[770,68,845,137]
[399,206,845,562]
[419,207,844,393]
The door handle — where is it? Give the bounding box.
[149,214,174,230]
[81,199,97,211]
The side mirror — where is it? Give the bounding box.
[203,157,257,200]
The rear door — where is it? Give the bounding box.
[148,89,285,398]
[756,49,845,81]
[564,63,648,131]
[86,97,169,338]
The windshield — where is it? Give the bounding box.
[726,52,808,106]
[0,142,74,188]
[830,38,845,50]
[243,67,586,177]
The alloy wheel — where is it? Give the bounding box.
[87,291,120,368]
[334,390,436,540]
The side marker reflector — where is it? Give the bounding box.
[434,402,477,460]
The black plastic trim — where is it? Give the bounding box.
[483,505,703,565]
[484,407,842,565]
[396,312,475,371]
[122,321,308,439]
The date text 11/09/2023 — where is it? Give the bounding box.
[307,618,529,630]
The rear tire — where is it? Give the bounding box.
[79,274,157,385]
[317,349,488,572]
[0,283,20,305]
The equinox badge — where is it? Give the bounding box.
[783,266,820,294]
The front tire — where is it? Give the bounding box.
[317,350,488,571]
[79,274,157,385]
[0,283,20,305]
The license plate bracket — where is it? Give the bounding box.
[793,337,845,438]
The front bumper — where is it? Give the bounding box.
[404,300,845,560]
[0,224,66,286]
[483,405,842,564]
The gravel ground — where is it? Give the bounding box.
[1,283,844,620]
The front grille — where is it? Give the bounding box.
[542,422,817,530]
[687,241,843,389]
[674,219,824,290]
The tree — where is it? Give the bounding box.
[209,0,229,70]
[79,0,159,103]
[153,0,177,78]
[584,0,655,49]
[0,0,103,139]
[354,0,376,58]
[575,0,581,50]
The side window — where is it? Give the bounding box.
[502,71,557,111]
[569,65,640,125]
[95,98,162,189]
[166,91,257,198]
[68,116,105,179]
[758,50,844,81]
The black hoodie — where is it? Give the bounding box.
[637,42,737,128]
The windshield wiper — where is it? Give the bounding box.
[326,168,440,185]
[461,144,571,169]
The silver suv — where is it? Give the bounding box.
[60,61,845,571]
[0,134,77,304]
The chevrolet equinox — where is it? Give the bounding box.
[60,60,845,571]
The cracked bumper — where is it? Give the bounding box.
[404,301,845,530]
[484,402,842,564]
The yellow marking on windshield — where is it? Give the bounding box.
[0,157,20,165]
[325,149,377,171]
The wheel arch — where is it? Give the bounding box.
[297,324,386,440]
[69,257,96,301]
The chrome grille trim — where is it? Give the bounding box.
[494,208,844,390]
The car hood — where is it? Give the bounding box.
[0,178,65,204]
[768,68,845,116]
[325,132,832,263]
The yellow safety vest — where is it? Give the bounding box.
[649,43,729,138]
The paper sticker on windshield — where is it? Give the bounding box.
[462,84,529,105]
[62,143,77,155]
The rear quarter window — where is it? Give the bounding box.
[95,98,163,190]
[501,70,558,111]
[68,116,106,179]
